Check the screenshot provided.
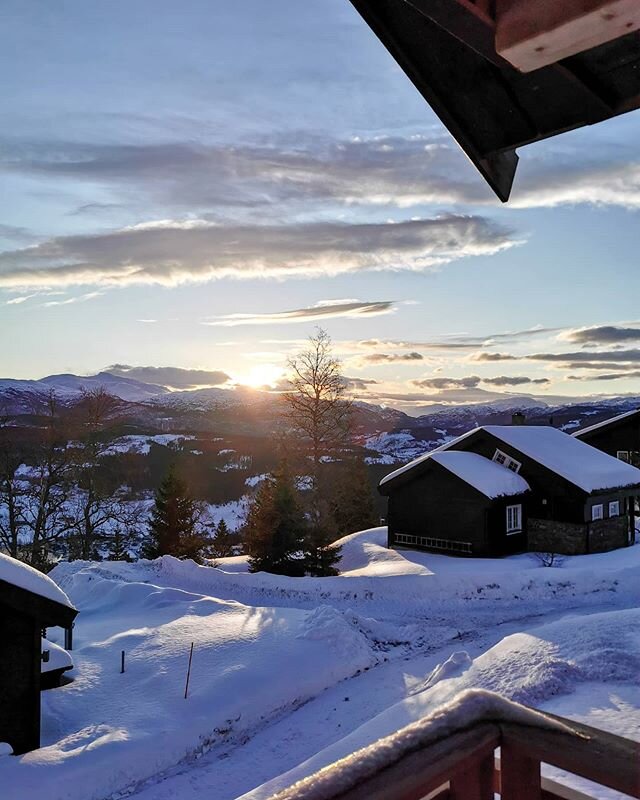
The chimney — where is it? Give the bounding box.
[511,412,526,426]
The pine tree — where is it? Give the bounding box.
[304,523,342,577]
[211,518,236,558]
[245,464,307,576]
[107,526,132,561]
[143,467,207,561]
[331,457,377,537]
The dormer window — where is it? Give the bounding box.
[492,449,522,474]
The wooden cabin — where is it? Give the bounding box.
[379,450,530,557]
[380,426,640,556]
[348,0,640,201]
[0,553,77,754]
[573,407,640,466]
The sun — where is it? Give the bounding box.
[239,364,284,389]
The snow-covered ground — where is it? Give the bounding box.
[2,529,639,800]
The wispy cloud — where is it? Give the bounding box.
[0,215,517,290]
[361,351,424,364]
[42,291,103,307]
[203,299,396,327]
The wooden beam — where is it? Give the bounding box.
[496,0,640,73]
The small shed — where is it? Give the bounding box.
[0,553,77,754]
[573,408,640,465]
[379,450,531,556]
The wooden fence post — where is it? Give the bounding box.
[450,752,494,800]
[501,740,541,800]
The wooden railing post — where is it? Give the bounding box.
[500,740,541,800]
[450,752,495,800]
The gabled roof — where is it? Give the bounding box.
[349,0,640,201]
[430,451,530,499]
[380,425,640,495]
[0,553,76,626]
[573,408,640,439]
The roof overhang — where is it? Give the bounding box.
[0,579,78,628]
[349,0,640,200]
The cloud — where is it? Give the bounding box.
[343,376,379,391]
[42,291,103,307]
[561,324,640,345]
[482,375,550,386]
[362,351,424,364]
[567,370,640,382]
[471,352,518,362]
[0,215,517,290]
[412,376,481,389]
[203,299,396,327]
[7,133,640,214]
[527,349,640,364]
[564,362,636,371]
[107,365,230,390]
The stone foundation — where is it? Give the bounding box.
[528,516,629,555]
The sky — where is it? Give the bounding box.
[2,0,640,413]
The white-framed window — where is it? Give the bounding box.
[506,504,522,534]
[609,500,620,517]
[617,451,630,463]
[493,449,522,474]
[591,504,604,521]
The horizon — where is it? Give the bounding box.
[2,0,640,414]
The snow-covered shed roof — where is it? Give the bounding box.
[380,425,640,494]
[41,639,73,674]
[0,552,74,611]
[429,452,530,499]
[572,408,640,439]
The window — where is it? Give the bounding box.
[492,449,521,473]
[591,504,604,521]
[506,504,522,534]
[617,451,630,463]
[609,500,620,517]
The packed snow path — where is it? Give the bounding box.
[2,529,639,800]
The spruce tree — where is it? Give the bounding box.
[143,467,206,561]
[245,464,307,576]
[211,518,235,558]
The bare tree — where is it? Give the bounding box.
[0,413,27,558]
[21,391,75,568]
[283,328,352,474]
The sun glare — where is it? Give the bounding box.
[239,363,284,389]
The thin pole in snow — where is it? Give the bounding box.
[121,650,125,674]
[184,642,194,699]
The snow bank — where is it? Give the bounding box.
[0,552,73,609]
[244,607,640,799]
[0,562,375,800]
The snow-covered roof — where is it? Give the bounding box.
[430,451,530,499]
[380,424,640,494]
[572,408,640,438]
[482,425,640,493]
[0,553,74,609]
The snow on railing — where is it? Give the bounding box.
[267,690,639,800]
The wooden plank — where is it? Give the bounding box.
[501,717,640,798]
[496,0,640,73]
[449,751,494,799]
[500,740,541,800]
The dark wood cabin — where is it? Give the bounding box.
[380,425,640,557]
[379,450,530,557]
[573,408,640,466]
[348,0,640,201]
[0,555,77,755]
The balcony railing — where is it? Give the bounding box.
[268,690,639,800]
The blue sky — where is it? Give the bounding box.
[2,0,640,411]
